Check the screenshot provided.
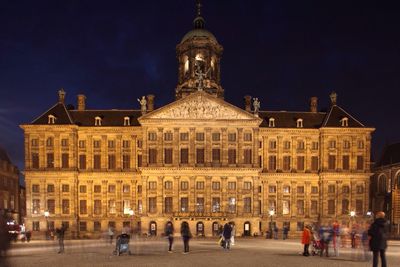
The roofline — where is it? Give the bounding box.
[70,109,141,112]
[31,102,73,124]
[322,104,365,127]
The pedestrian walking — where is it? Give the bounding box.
[108,226,114,244]
[283,225,289,240]
[56,224,66,254]
[273,226,278,240]
[332,221,340,256]
[180,221,192,254]
[368,211,388,267]
[222,223,232,250]
[319,224,333,257]
[301,225,311,256]
[165,222,174,253]
[230,224,236,246]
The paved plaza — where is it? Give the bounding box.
[2,237,399,267]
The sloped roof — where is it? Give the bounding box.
[375,143,400,167]
[322,105,364,127]
[70,110,141,126]
[259,111,326,128]
[31,103,73,125]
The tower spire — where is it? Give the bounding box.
[196,0,202,17]
[194,0,205,29]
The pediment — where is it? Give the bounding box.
[141,91,258,121]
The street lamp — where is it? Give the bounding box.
[44,211,50,239]
[268,210,275,239]
[129,209,135,234]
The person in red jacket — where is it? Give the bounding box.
[301,225,311,256]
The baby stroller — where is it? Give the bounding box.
[311,239,323,256]
[113,233,131,256]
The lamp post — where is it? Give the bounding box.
[268,210,275,239]
[129,209,135,234]
[349,210,356,248]
[44,211,50,240]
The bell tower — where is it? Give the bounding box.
[175,0,224,99]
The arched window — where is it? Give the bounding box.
[341,117,349,127]
[123,116,130,126]
[95,116,102,126]
[48,114,56,124]
[296,118,303,128]
[269,118,275,127]
[378,174,387,193]
[183,55,189,76]
[342,199,349,214]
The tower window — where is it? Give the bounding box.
[183,55,189,75]
[123,117,130,126]
[296,118,303,128]
[269,118,275,127]
[340,117,348,127]
[48,115,56,124]
[95,116,102,126]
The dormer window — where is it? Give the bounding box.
[341,117,349,127]
[269,118,275,127]
[124,117,130,126]
[48,115,56,124]
[95,116,102,126]
[296,118,303,128]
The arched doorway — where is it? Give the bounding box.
[212,221,220,236]
[243,221,251,236]
[149,221,157,236]
[196,222,204,237]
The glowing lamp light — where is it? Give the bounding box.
[44,211,50,217]
[269,210,275,216]
[128,209,134,216]
[350,211,356,217]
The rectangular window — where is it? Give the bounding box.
[342,155,350,170]
[93,140,101,148]
[93,155,101,169]
[357,140,364,149]
[32,199,40,214]
[164,132,173,141]
[329,140,336,149]
[137,154,142,167]
[244,149,252,164]
[268,200,276,211]
[297,186,304,194]
[196,148,205,164]
[212,133,220,141]
[47,199,55,214]
[228,182,236,190]
[148,181,157,190]
[32,221,40,231]
[79,154,86,170]
[123,200,131,214]
[47,153,54,168]
[122,140,130,148]
[108,184,116,193]
[94,221,101,231]
[343,140,351,149]
[269,140,277,149]
[94,185,101,193]
[79,185,87,193]
[297,141,305,150]
[269,185,276,193]
[149,149,157,164]
[123,185,130,193]
[180,197,188,212]
[283,141,291,150]
[165,197,173,213]
[283,156,291,171]
[108,154,116,169]
[243,197,252,213]
[79,140,86,148]
[32,153,39,169]
[212,148,220,162]
[356,185,364,194]
[196,132,204,141]
[181,181,189,190]
[46,137,54,147]
[164,148,173,164]
[94,200,102,215]
[342,199,349,214]
[228,133,236,142]
[312,142,319,150]
[297,156,305,171]
[243,181,252,190]
[282,200,290,215]
[328,155,336,170]
[311,156,318,171]
[283,185,290,194]
[164,181,173,190]
[32,184,40,193]
[228,197,236,213]
[137,185,142,194]
[357,156,364,170]
[212,181,220,190]
[79,221,87,231]
[228,149,236,164]
[342,186,350,194]
[61,138,68,147]
[80,200,87,214]
[47,184,54,193]
[311,200,318,214]
[108,200,116,214]
[212,197,220,212]
[297,200,304,215]
[62,184,69,193]
[180,132,189,141]
[31,138,39,147]
[108,140,115,148]
[148,132,157,141]
[196,181,204,190]
[244,133,252,141]
[328,185,335,193]
[61,153,69,168]
[180,148,189,164]
[311,186,318,194]
[268,155,276,171]
[328,200,335,215]
[122,155,130,169]
[196,197,205,213]
[62,199,69,214]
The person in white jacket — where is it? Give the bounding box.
[230,224,236,246]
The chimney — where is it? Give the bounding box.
[244,95,252,112]
[58,88,66,104]
[77,94,86,111]
[310,97,318,113]
[330,91,337,106]
[147,94,155,112]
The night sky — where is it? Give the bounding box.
[1,0,399,171]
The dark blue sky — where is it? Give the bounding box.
[1,0,399,170]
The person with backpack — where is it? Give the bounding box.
[368,211,388,267]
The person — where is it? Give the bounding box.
[301,225,311,256]
[222,223,232,250]
[165,222,174,253]
[230,224,236,246]
[25,230,31,242]
[273,226,278,239]
[368,211,388,267]
[283,225,289,240]
[332,221,340,256]
[56,224,66,254]
[319,224,333,257]
[180,221,192,254]
[108,226,114,244]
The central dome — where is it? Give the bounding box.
[181,28,217,43]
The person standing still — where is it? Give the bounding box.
[368,211,388,267]
[165,222,174,253]
[222,223,232,250]
[108,226,114,244]
[283,225,289,240]
[56,224,66,254]
[301,225,311,256]
[180,222,192,254]
[273,226,278,240]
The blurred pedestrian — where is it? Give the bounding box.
[56,224,66,254]
[283,225,289,240]
[230,223,236,246]
[165,222,174,253]
[108,226,114,244]
[368,211,388,267]
[180,222,192,254]
[222,223,232,250]
[273,226,278,239]
[301,225,311,256]
[332,221,340,256]
[0,211,11,257]
[319,224,333,257]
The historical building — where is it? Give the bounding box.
[371,143,400,237]
[21,2,374,239]
[0,146,23,224]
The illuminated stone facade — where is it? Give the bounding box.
[21,5,374,239]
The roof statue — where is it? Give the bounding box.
[137,96,147,114]
[253,97,260,114]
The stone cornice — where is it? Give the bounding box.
[140,167,260,176]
